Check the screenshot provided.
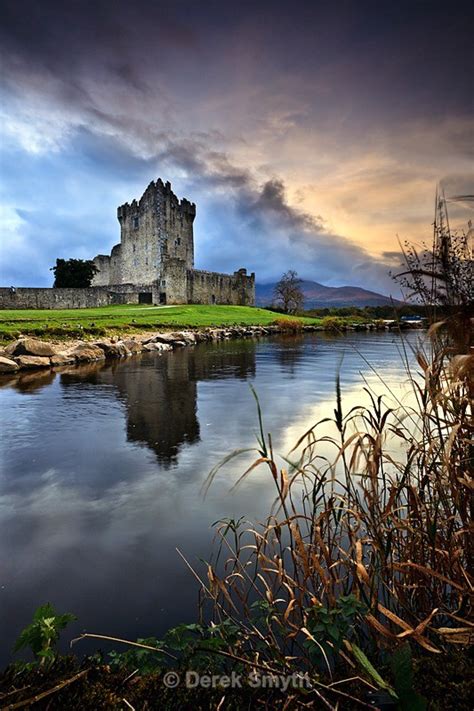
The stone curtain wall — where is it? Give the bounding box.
[0,268,255,309]
[160,261,255,306]
[0,285,146,310]
[187,269,255,306]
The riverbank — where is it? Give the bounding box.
[1,644,471,710]
[0,319,405,375]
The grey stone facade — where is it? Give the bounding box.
[91,179,255,306]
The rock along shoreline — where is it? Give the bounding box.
[0,319,411,375]
[0,324,318,375]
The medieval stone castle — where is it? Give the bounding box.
[0,179,255,310]
[91,179,255,306]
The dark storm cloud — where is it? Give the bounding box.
[2,0,473,133]
[0,0,472,289]
[223,181,396,289]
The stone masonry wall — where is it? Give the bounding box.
[0,266,255,309]
[91,255,111,286]
[160,261,255,306]
[187,268,255,306]
[0,285,151,310]
[109,245,123,284]
[161,258,188,304]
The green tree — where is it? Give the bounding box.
[51,258,98,287]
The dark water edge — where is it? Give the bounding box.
[0,331,423,665]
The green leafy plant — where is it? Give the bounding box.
[249,599,274,627]
[108,637,166,674]
[305,595,366,668]
[351,642,428,710]
[13,603,76,666]
[107,620,244,676]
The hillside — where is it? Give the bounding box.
[256,280,401,308]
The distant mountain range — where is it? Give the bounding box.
[256,280,402,309]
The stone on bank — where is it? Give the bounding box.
[0,356,19,373]
[6,338,58,358]
[14,355,51,369]
[0,324,323,375]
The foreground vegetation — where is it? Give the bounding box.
[1,601,471,709]
[0,304,325,341]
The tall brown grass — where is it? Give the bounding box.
[202,337,472,654]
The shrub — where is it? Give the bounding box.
[321,315,345,332]
[272,317,303,332]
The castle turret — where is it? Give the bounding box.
[112,180,195,285]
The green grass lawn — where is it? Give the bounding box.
[0,304,321,341]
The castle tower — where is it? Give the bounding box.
[117,180,195,284]
[91,180,196,286]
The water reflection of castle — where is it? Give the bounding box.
[0,335,310,465]
[60,342,257,465]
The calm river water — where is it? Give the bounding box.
[0,331,422,664]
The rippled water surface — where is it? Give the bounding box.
[0,331,422,664]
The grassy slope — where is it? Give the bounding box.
[0,304,321,340]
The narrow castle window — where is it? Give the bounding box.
[176,238,181,246]
[133,216,139,229]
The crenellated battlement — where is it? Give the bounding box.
[117,180,196,222]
